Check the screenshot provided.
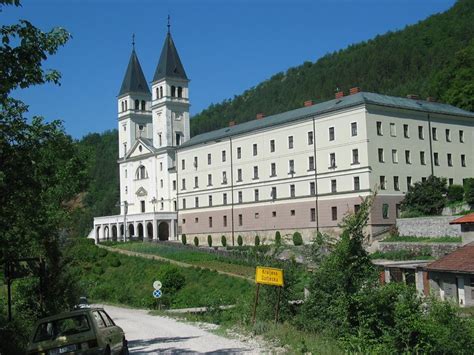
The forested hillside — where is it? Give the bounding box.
[191,0,474,136]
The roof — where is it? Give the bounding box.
[372,260,431,269]
[181,92,474,149]
[425,243,474,273]
[153,33,188,82]
[450,212,474,224]
[118,49,151,96]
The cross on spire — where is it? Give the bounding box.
[167,15,171,34]
[132,33,135,50]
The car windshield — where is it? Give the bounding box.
[34,314,90,342]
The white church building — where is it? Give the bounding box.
[93,30,474,245]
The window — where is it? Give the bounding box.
[209,217,213,228]
[208,174,212,186]
[459,130,464,143]
[310,181,316,195]
[329,127,335,141]
[93,311,106,329]
[432,127,438,141]
[290,184,295,198]
[331,179,337,193]
[449,178,454,186]
[308,131,314,145]
[238,191,243,203]
[422,177,427,183]
[135,99,140,110]
[390,123,396,137]
[182,199,186,209]
[125,186,128,194]
[124,100,127,110]
[182,218,186,224]
[434,152,439,166]
[447,153,452,167]
[378,148,384,163]
[310,208,316,222]
[418,126,424,139]
[237,169,242,182]
[141,100,146,111]
[141,200,145,213]
[331,207,337,221]
[136,165,147,179]
[407,176,412,190]
[253,143,258,156]
[158,134,162,146]
[171,85,176,97]
[289,160,295,174]
[271,187,277,200]
[329,153,336,168]
[193,156,198,168]
[195,217,199,223]
[124,169,127,178]
[271,163,276,177]
[461,154,466,167]
[255,213,259,219]
[181,178,186,190]
[222,171,227,184]
[208,153,212,165]
[270,139,275,152]
[354,176,360,191]
[223,215,227,227]
[396,204,401,218]
[382,203,389,219]
[376,121,382,136]
[405,150,411,164]
[446,129,451,142]
[194,176,198,188]
[160,162,163,171]
[238,214,243,226]
[290,210,296,216]
[160,179,163,188]
[195,197,199,208]
[308,156,315,170]
[394,176,399,191]
[173,180,176,190]
[159,86,163,98]
[352,149,359,164]
[222,150,226,162]
[223,193,227,205]
[178,86,183,98]
[354,204,361,214]
[272,211,277,217]
[208,195,213,207]
[420,151,426,165]
[380,176,386,190]
[392,149,398,164]
[403,124,409,138]
[254,189,259,201]
[237,147,241,159]
[351,122,358,136]
[253,166,259,179]
[288,136,294,149]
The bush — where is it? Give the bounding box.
[401,176,447,215]
[293,232,303,246]
[194,237,199,247]
[275,231,282,245]
[181,234,187,245]
[255,235,260,246]
[464,178,474,205]
[237,235,243,246]
[221,235,227,247]
[448,184,464,202]
[207,235,212,247]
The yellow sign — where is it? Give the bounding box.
[255,267,284,287]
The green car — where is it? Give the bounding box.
[26,307,128,355]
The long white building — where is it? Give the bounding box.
[93,31,474,245]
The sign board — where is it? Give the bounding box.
[153,289,162,298]
[153,281,162,290]
[4,258,43,281]
[255,266,284,287]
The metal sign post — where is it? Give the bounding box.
[252,266,284,324]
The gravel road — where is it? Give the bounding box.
[97,304,264,354]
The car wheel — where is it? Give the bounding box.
[120,339,129,355]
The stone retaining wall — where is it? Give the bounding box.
[378,242,460,258]
[396,216,461,237]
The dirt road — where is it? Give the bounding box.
[99,304,263,354]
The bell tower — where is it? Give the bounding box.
[151,24,190,150]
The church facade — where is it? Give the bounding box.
[93,31,474,245]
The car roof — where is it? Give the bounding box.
[35,307,105,323]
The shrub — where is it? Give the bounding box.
[255,235,260,246]
[275,231,282,245]
[221,235,227,247]
[293,232,303,246]
[237,235,243,246]
[181,234,187,245]
[448,184,464,202]
[207,235,212,247]
[161,266,186,294]
[194,237,199,247]
[464,178,474,205]
[401,175,447,215]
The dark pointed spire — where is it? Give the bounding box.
[153,31,188,82]
[118,47,151,96]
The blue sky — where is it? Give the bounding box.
[3,0,456,139]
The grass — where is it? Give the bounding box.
[370,250,435,261]
[381,235,462,243]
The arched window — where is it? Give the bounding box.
[171,86,176,97]
[141,100,146,110]
[178,87,183,98]
[156,87,159,99]
[136,165,148,179]
[124,100,127,110]
[135,99,139,110]
[121,101,124,112]
[160,86,163,98]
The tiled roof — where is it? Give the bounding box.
[180,92,474,149]
[425,243,474,273]
[450,212,474,224]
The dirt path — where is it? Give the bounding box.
[98,304,264,354]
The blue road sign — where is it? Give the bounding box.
[153,289,162,298]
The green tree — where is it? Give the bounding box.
[401,175,447,215]
[292,232,303,246]
[237,235,243,246]
[207,235,212,247]
[464,178,474,205]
